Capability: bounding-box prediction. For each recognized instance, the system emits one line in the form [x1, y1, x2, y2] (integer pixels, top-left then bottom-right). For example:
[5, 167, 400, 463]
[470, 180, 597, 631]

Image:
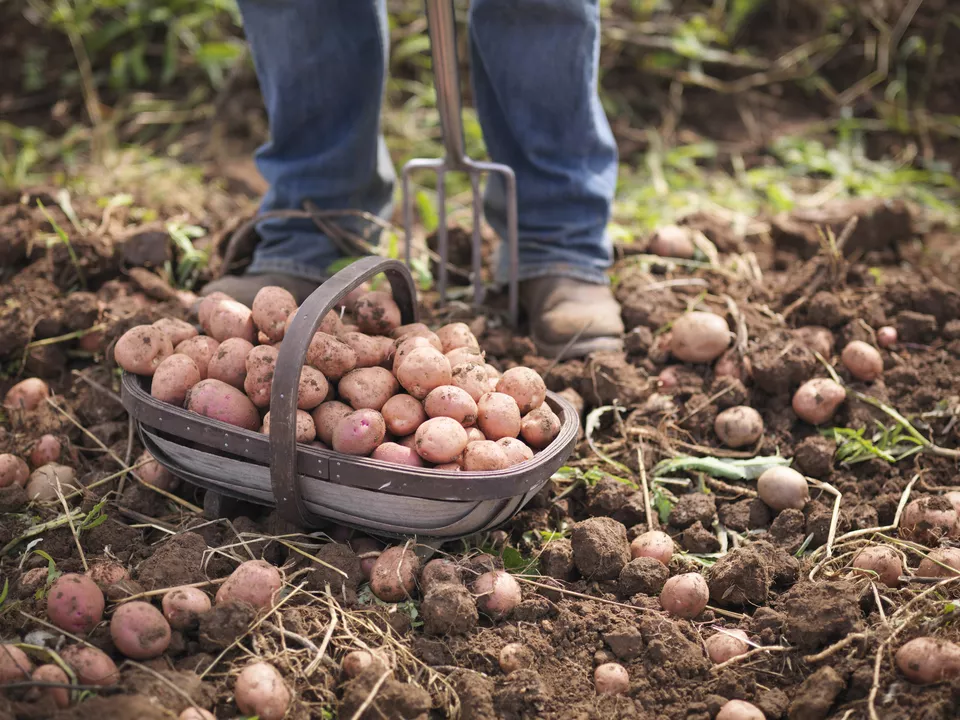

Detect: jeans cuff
[246, 258, 331, 284]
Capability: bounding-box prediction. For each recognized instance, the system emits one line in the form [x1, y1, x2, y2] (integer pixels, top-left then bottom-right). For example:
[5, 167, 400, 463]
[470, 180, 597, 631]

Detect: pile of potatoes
[113, 285, 560, 471]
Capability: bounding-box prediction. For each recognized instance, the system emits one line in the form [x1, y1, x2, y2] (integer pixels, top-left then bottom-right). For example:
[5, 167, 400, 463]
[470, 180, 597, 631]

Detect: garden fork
[401, 0, 520, 327]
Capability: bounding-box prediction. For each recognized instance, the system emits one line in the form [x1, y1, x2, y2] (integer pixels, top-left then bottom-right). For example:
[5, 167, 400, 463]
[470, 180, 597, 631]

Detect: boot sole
[531, 334, 624, 360]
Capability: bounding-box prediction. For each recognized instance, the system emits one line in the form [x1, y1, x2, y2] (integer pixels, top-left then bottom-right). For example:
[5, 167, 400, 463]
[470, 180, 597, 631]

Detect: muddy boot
[521, 277, 624, 359]
[199, 272, 323, 307]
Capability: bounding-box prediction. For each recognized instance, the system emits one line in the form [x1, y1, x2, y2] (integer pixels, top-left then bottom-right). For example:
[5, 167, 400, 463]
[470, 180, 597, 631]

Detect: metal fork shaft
[425, 0, 467, 170]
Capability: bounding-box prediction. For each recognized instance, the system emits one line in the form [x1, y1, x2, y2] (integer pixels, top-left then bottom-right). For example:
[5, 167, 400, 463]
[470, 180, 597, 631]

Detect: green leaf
[326, 256, 362, 275]
[415, 190, 439, 234]
[0, 578, 8, 607]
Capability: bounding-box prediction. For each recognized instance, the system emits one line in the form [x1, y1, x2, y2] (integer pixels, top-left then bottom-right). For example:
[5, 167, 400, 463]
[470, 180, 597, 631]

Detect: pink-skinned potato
[461, 440, 509, 471]
[0, 644, 33, 685]
[59, 645, 118, 686]
[46, 573, 105, 634]
[332, 409, 386, 456]
[174, 336, 220, 379]
[262, 409, 317, 443]
[298, 365, 329, 410]
[370, 546, 420, 602]
[473, 570, 521, 619]
[26, 463, 78, 501]
[396, 347, 452, 399]
[354, 291, 402, 336]
[899, 496, 959, 545]
[340, 331, 390, 368]
[381, 394, 427, 437]
[851, 545, 902, 587]
[338, 367, 399, 411]
[659, 573, 709, 619]
[452, 362, 491, 402]
[197, 292, 231, 327]
[393, 335, 440, 373]
[244, 345, 279, 408]
[372, 442, 424, 467]
[235, 661, 291, 720]
[415, 417, 469, 464]
[162, 587, 212, 630]
[110, 601, 170, 660]
[114, 326, 174, 376]
[466, 427, 486, 443]
[135, 450, 178, 491]
[392, 322, 431, 339]
[151, 353, 201, 406]
[31, 664, 70, 708]
[29, 434, 62, 467]
[436, 323, 479, 353]
[716, 700, 765, 720]
[311, 401, 354, 446]
[841, 340, 883, 382]
[446, 346, 484, 369]
[520, 405, 561, 449]
[895, 637, 960, 684]
[306, 331, 357, 381]
[216, 560, 283, 609]
[792, 378, 846, 425]
[185, 379, 260, 431]
[916, 547, 960, 578]
[86, 561, 129, 590]
[206, 299, 256, 343]
[594, 662, 630, 695]
[424, 385, 478, 426]
[4, 378, 51, 411]
[630, 530, 674, 566]
[180, 709, 217, 720]
[648, 225, 694, 259]
[252, 286, 298, 342]
[670, 312, 731, 363]
[477, 392, 522, 441]
[497, 437, 534, 466]
[207, 337, 254, 389]
[496, 367, 546, 415]
[0, 454, 29, 488]
[705, 629, 750, 664]
[152, 318, 198, 347]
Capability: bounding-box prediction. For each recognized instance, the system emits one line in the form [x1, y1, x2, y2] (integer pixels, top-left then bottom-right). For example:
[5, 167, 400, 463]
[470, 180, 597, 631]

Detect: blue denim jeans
[237, 0, 618, 286]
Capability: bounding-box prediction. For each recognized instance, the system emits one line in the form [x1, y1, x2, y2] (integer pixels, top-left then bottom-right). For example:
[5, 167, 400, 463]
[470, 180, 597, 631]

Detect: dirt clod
[669, 493, 717, 529]
[421, 583, 479, 636]
[780, 581, 864, 651]
[619, 556, 669, 596]
[570, 517, 631, 580]
[787, 666, 845, 720]
[135, 531, 209, 591]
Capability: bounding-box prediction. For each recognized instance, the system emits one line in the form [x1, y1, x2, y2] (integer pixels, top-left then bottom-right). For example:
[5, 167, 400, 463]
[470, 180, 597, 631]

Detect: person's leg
[207, 0, 393, 303]
[468, 0, 623, 356]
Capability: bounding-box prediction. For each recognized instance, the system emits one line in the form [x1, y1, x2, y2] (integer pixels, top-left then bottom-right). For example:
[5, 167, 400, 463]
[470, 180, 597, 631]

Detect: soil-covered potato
[297, 365, 329, 410]
[110, 601, 171, 659]
[235, 662, 291, 720]
[338, 367, 399, 411]
[851, 545, 902, 587]
[594, 662, 630, 695]
[174, 336, 220, 379]
[205, 299, 256, 343]
[252, 286, 298, 342]
[397, 347, 452, 400]
[757, 467, 809, 511]
[59, 645, 118, 686]
[306, 331, 357, 381]
[31, 664, 70, 708]
[916, 547, 960, 578]
[841, 340, 883, 382]
[716, 699, 765, 720]
[151, 353, 201, 405]
[0, 644, 32, 685]
[207, 337, 254, 389]
[477, 392, 522, 441]
[705, 629, 750, 664]
[0, 454, 30, 488]
[393, 336, 441, 373]
[243, 345, 279, 408]
[899, 496, 959, 545]
[670, 312, 731, 363]
[496, 437, 534, 466]
[26, 463, 79, 501]
[415, 417, 469, 464]
[381, 394, 427, 437]
[895, 637, 960, 684]
[424, 385, 478, 426]
[792, 378, 846, 425]
[354, 291, 402, 336]
[135, 450, 178, 490]
[519, 405, 561, 449]
[340, 331, 390, 368]
[630, 530, 675, 566]
[185, 379, 260, 430]
[472, 569, 521, 619]
[29, 434, 62, 467]
[370, 546, 420, 602]
[262, 409, 317, 443]
[659, 572, 709, 618]
[446, 346, 485, 369]
[332, 409, 386, 456]
[371, 442, 424, 467]
[648, 225, 694, 259]
[161, 586, 212, 630]
[3, 378, 51, 411]
[436, 322, 479, 354]
[215, 560, 282, 609]
[115, 325, 174, 376]
[461, 440, 509, 471]
[714, 406, 764, 448]
[451, 362, 491, 402]
[46, 573, 105, 633]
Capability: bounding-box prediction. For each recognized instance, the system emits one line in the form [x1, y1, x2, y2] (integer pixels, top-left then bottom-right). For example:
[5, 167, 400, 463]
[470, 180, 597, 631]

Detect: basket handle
[269, 257, 419, 526]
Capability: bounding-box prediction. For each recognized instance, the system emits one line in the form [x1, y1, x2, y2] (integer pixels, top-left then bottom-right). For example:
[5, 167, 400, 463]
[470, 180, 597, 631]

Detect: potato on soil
[757, 467, 809, 511]
[436, 322, 479, 353]
[497, 437, 534, 466]
[451, 362, 491, 402]
[3, 378, 51, 411]
[477, 392, 522, 441]
[114, 325, 174, 376]
[29, 434, 62, 467]
[0, 454, 29, 488]
[207, 337, 254, 389]
[415, 417, 469, 464]
[461, 440, 509, 471]
[473, 570, 521, 619]
[371, 442, 424, 467]
[496, 367, 546, 415]
[393, 335, 442, 373]
[381, 394, 427, 437]
[350, 537, 383, 581]
[174, 335, 219, 379]
[705, 629, 750, 664]
[340, 331, 391, 368]
[370, 546, 420, 602]
[262, 409, 317, 443]
[86, 561, 129, 590]
[899, 496, 960, 545]
[841, 340, 883, 382]
[312, 401, 355, 446]
[796, 326, 834, 358]
[648, 224, 694, 259]
[895, 637, 960, 684]
[26, 463, 78, 501]
[499, 643, 535, 674]
[110, 601, 171, 659]
[235, 661, 291, 720]
[180, 709, 216, 720]
[341, 650, 389, 679]
[716, 699, 765, 720]
[420, 558, 462, 592]
[162, 587, 212, 630]
[297, 365, 329, 410]
[396, 347, 452, 399]
[252, 286, 297, 342]
[185, 379, 260, 430]
[571, 517, 631, 580]
[630, 530, 675, 566]
[59, 645, 118, 686]
[152, 318, 198, 347]
[46, 573, 104, 633]
[354, 291, 402, 335]
[446, 346, 484, 369]
[916, 548, 960, 578]
[792, 378, 846, 425]
[947, 491, 960, 516]
[422, 582, 479, 635]
[520, 405, 561, 449]
[243, 344, 279, 408]
[851, 545, 902, 587]
[135, 450, 177, 490]
[206, 299, 256, 343]
[714, 406, 763, 448]
[877, 326, 898, 348]
[338, 367, 399, 411]
[31, 664, 70, 708]
[332, 409, 386, 456]
[215, 560, 283, 609]
[306, 331, 357, 381]
[670, 312, 731, 363]
[594, 662, 629, 695]
[0, 644, 33, 684]
[151, 353, 202, 406]
[424, 385, 478, 426]
[659, 572, 709, 618]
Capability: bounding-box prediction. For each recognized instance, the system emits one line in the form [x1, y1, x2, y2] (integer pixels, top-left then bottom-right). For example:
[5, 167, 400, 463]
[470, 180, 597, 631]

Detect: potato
[716, 699, 765, 720]
[395, 433, 418, 450]
[851, 545, 902, 587]
[895, 637, 960, 685]
[446, 346, 484, 369]
[714, 406, 763, 448]
[499, 643, 534, 674]
[110, 601, 170, 660]
[86, 561, 129, 590]
[332, 409, 386, 456]
[424, 385, 478, 426]
[340, 331, 390, 368]
[792, 378, 846, 425]
[262, 410, 317, 443]
[341, 649, 389, 679]
[396, 347, 452, 400]
[420, 558, 462, 592]
[757, 467, 809, 511]
[466, 427, 486, 442]
[151, 353, 202, 406]
[29, 434, 62, 467]
[370, 546, 420, 602]
[415, 417, 469, 463]
[648, 225, 694, 259]
[114, 326, 174, 376]
[477, 392, 522, 441]
[185, 379, 260, 431]
[392, 322, 431, 340]
[796, 326, 835, 358]
[244, 345, 279, 408]
[252, 286, 298, 342]
[436, 323, 479, 354]
[946, 491, 960, 516]
[496, 367, 547, 415]
[319, 309, 344, 336]
[520, 405, 561, 449]
[175, 336, 219, 379]
[497, 437, 534, 466]
[0, 644, 32, 684]
[371, 442, 424, 467]
[206, 299, 256, 343]
[179, 709, 216, 720]
[207, 338, 254, 389]
[0, 454, 29, 488]
[594, 662, 629, 695]
[484, 363, 501, 379]
[381, 394, 427, 437]
[353, 291, 401, 336]
[714, 349, 751, 383]
[59, 645, 118, 686]
[235, 661, 291, 720]
[152, 318, 198, 347]
[659, 572, 709, 619]
[216, 560, 283, 609]
[916, 548, 960, 578]
[670, 312, 731, 363]
[197, 291, 231, 327]
[900, 496, 960, 545]
[434, 462, 461, 471]
[162, 587, 212, 630]
[629, 530, 674, 566]
[46, 573, 104, 633]
[306, 331, 357, 381]
[451, 362, 490, 403]
[31, 664, 70, 708]
[135, 450, 177, 491]
[706, 629, 750, 664]
[841, 340, 883, 382]
[290, 365, 329, 411]
[877, 326, 897, 348]
[393, 335, 440, 373]
[26, 463, 78, 501]
[461, 441, 509, 471]
[473, 570, 521, 619]
[349, 537, 382, 581]
[311, 401, 354, 446]
[338, 367, 399, 411]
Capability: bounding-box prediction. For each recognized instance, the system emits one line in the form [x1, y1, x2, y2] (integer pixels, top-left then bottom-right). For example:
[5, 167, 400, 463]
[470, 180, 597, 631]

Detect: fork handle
[425, 0, 467, 170]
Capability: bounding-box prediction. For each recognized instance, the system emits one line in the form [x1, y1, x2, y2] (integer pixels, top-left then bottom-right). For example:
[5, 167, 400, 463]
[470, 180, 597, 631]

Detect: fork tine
[401, 162, 415, 267]
[469, 171, 483, 306]
[436, 167, 448, 308]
